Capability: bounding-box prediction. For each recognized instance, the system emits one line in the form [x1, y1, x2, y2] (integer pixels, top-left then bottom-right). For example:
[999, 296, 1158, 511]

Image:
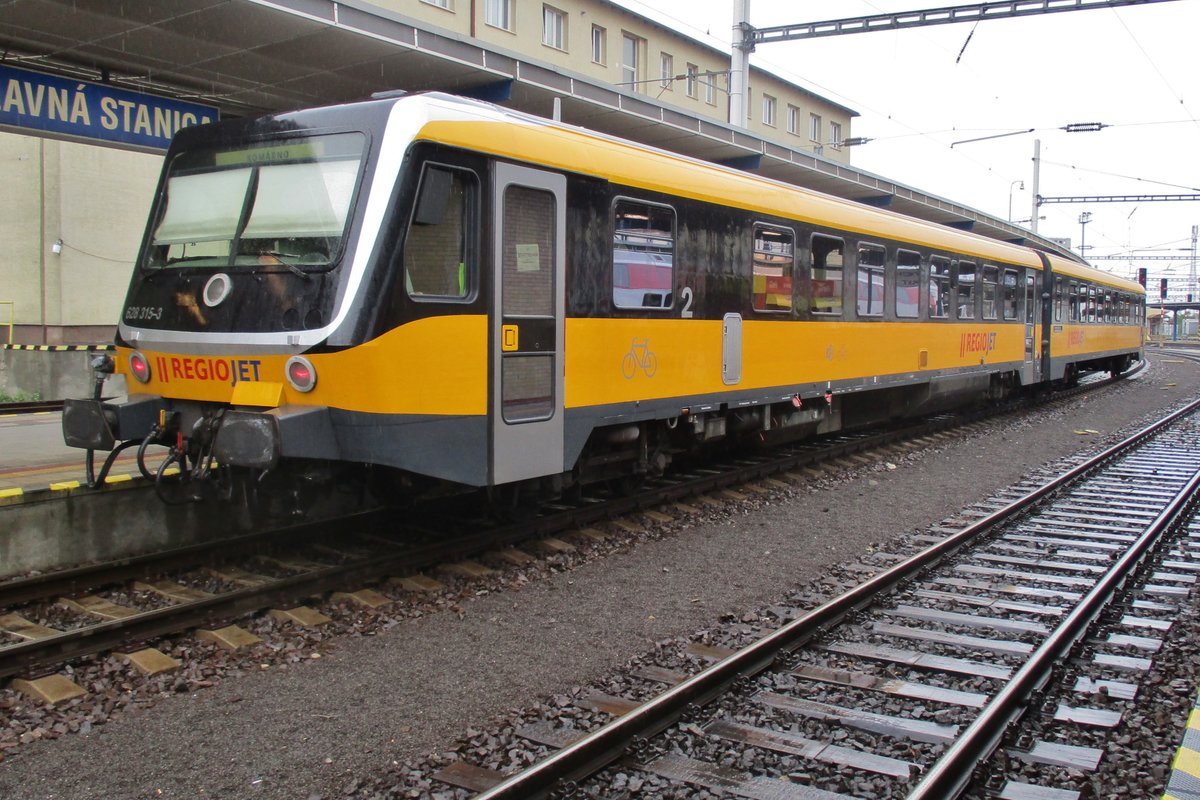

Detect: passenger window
[929, 256, 951, 319]
[1054, 277, 1064, 322]
[955, 261, 976, 320]
[752, 224, 795, 313]
[1087, 286, 1097, 323]
[1002, 269, 1020, 320]
[981, 265, 999, 320]
[856, 244, 885, 317]
[1069, 282, 1081, 322]
[810, 234, 844, 316]
[896, 249, 920, 318]
[404, 165, 477, 300]
[613, 200, 675, 310]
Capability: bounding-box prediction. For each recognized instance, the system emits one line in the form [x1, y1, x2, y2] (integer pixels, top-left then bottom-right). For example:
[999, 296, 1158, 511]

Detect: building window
[857, 244, 885, 317]
[421, 0, 451, 8]
[485, 0, 512, 31]
[762, 94, 776, 127]
[703, 70, 715, 104]
[591, 25, 606, 64]
[613, 198, 675, 310]
[810, 234, 844, 316]
[787, 105, 800, 135]
[622, 33, 642, 91]
[830, 121, 842, 149]
[542, 6, 565, 50]
[685, 64, 698, 98]
[808, 112, 822, 143]
[896, 250, 921, 318]
[752, 224, 794, 313]
[660, 53, 673, 90]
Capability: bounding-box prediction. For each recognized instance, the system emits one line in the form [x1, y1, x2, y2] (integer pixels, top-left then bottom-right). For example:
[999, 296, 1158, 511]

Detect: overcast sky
[614, 0, 1200, 291]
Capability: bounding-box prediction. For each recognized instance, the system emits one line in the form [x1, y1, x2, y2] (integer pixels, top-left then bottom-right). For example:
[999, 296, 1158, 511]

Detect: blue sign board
[0, 64, 218, 151]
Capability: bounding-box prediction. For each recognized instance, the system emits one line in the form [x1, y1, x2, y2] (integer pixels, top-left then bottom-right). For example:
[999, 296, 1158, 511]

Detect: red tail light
[129, 351, 151, 383]
[285, 356, 316, 393]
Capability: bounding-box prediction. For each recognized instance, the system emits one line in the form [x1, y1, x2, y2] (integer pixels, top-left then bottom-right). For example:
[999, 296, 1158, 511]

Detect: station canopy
[1, 0, 1076, 260]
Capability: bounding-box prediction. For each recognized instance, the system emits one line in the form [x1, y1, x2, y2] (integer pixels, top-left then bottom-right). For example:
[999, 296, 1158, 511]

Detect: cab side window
[404, 164, 477, 300]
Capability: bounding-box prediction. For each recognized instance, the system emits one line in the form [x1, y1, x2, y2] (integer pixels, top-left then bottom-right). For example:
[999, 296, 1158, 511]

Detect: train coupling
[63, 394, 164, 451]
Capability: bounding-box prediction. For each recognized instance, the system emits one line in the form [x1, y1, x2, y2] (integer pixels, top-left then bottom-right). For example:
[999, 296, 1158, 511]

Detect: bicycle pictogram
[622, 337, 658, 379]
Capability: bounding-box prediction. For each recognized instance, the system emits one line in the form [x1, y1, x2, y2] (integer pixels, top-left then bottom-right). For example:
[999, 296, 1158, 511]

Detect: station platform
[0, 407, 150, 498]
[1166, 695, 1200, 799]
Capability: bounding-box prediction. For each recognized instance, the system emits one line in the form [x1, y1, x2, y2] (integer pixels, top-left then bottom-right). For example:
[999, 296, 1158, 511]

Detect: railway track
[0, 368, 1136, 686]
[398, 396, 1200, 799]
[0, 399, 64, 415]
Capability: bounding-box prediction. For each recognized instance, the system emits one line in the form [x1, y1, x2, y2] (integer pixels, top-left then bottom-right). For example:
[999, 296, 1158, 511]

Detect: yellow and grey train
[63, 92, 1145, 505]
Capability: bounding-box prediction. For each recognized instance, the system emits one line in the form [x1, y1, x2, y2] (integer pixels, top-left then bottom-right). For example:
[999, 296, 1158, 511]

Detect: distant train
[63, 92, 1144, 507]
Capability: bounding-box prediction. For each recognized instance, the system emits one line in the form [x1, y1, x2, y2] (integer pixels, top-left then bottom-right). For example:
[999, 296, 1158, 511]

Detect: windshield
[145, 131, 365, 270]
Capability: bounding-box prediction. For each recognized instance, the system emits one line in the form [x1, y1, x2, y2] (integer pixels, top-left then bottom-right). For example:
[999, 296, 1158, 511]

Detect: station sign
[0, 64, 218, 151]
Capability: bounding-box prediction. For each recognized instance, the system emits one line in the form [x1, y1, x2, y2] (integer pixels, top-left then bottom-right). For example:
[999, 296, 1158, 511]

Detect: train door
[1023, 271, 1041, 384]
[490, 163, 566, 485]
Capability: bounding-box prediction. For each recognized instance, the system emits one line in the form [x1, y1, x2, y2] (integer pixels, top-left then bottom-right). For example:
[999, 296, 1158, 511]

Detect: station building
[2, 0, 1057, 348]
[0, 0, 857, 345]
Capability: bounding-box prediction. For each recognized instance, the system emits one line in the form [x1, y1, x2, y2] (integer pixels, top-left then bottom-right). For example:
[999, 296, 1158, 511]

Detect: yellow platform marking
[1170, 745, 1200, 777]
[48, 480, 80, 491]
[0, 487, 23, 498]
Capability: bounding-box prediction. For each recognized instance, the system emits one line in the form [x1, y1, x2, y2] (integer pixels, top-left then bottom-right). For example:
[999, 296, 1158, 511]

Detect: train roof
[397, 93, 1043, 264]
[1046, 254, 1145, 294]
[250, 92, 1145, 298]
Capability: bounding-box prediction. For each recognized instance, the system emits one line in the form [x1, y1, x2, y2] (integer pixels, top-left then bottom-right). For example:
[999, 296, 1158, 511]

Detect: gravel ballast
[1, 355, 1197, 799]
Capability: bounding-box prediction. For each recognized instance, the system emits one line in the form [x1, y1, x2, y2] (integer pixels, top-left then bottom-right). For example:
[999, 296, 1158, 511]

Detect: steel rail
[0, 399, 65, 415]
[472, 395, 1200, 800]
[0, 509, 386, 608]
[0, 366, 1147, 680]
[911, 435, 1200, 796]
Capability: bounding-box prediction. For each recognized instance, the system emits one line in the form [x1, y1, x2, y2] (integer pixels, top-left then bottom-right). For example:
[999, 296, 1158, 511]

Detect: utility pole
[729, 0, 751, 128]
[1191, 224, 1198, 302]
[1030, 139, 1041, 234]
